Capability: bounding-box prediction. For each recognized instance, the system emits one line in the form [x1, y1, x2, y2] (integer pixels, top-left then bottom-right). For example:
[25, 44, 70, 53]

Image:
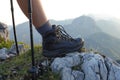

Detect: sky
[0, 0, 120, 25]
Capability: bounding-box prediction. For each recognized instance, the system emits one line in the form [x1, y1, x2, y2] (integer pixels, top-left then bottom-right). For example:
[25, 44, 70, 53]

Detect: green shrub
[0, 35, 13, 49]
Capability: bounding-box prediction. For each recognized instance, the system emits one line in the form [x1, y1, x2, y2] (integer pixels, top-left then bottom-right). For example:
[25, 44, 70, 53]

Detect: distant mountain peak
[72, 15, 96, 25]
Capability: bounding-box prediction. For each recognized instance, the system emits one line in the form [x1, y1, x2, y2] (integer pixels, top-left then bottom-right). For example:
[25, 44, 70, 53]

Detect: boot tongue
[52, 25, 74, 41]
[52, 25, 56, 29]
[52, 25, 58, 31]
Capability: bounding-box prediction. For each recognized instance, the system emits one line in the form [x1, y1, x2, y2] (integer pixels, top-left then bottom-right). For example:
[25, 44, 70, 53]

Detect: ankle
[36, 21, 52, 36]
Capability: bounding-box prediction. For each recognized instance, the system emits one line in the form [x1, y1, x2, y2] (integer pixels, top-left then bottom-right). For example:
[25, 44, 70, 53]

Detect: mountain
[50, 19, 73, 25]
[85, 32, 120, 60]
[9, 22, 42, 44]
[63, 16, 120, 60]
[96, 19, 120, 39]
[9, 15, 120, 60]
[64, 16, 102, 38]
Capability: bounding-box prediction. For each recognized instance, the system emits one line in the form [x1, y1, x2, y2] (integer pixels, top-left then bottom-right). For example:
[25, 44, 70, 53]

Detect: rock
[0, 75, 3, 80]
[0, 22, 9, 42]
[0, 48, 9, 60]
[0, 48, 8, 54]
[51, 52, 120, 80]
[8, 53, 16, 57]
[8, 44, 25, 55]
[61, 67, 84, 80]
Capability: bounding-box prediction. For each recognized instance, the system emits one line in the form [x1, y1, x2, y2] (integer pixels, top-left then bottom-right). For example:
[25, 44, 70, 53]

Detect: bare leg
[17, 0, 47, 28]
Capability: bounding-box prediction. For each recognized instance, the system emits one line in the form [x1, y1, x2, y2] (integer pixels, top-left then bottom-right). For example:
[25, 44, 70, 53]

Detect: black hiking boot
[42, 25, 84, 58]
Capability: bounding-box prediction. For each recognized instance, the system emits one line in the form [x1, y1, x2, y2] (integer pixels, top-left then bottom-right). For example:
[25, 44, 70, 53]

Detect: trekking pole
[28, 0, 38, 80]
[10, 0, 19, 55]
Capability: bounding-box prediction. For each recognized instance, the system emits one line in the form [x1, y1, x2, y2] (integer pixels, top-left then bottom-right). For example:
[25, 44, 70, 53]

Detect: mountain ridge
[9, 15, 120, 60]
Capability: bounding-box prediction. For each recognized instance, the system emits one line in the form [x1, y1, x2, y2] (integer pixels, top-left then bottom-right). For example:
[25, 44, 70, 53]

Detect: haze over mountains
[96, 20, 120, 39]
[9, 15, 120, 60]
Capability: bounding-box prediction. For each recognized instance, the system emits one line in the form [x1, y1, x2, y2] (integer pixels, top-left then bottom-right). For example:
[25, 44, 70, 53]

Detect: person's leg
[17, 0, 84, 57]
[17, 0, 47, 27]
[17, 0, 52, 36]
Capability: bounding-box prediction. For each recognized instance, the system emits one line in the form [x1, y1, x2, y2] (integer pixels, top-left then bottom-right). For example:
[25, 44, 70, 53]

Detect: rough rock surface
[0, 44, 25, 60]
[51, 52, 120, 80]
[8, 44, 25, 55]
[0, 48, 9, 60]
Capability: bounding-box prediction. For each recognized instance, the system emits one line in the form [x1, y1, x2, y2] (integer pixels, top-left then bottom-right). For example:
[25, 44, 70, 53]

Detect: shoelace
[54, 25, 74, 41]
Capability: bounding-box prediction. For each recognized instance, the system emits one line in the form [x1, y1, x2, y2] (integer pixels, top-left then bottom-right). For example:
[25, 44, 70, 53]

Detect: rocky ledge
[51, 52, 120, 80]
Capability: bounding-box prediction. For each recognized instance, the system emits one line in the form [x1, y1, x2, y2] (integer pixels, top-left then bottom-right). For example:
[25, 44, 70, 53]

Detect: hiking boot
[42, 25, 84, 58]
